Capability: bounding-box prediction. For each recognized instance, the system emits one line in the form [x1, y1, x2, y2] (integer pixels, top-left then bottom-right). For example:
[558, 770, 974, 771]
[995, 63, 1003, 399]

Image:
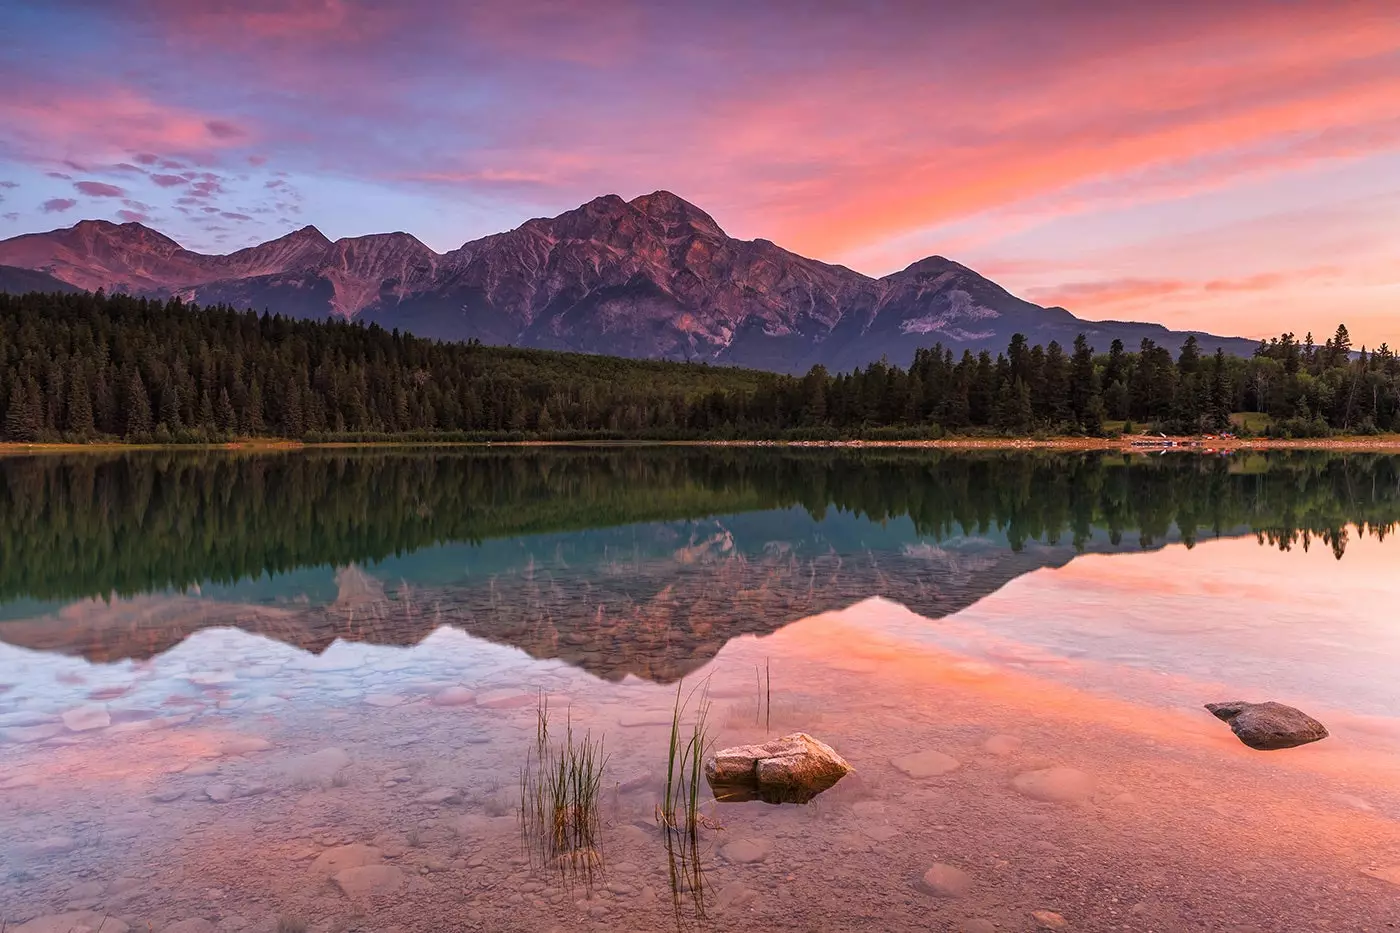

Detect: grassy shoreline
[4, 434, 1400, 456]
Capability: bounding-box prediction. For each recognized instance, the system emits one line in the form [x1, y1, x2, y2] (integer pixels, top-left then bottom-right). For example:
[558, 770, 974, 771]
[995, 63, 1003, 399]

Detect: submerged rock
[705, 732, 852, 804]
[1205, 701, 1329, 750]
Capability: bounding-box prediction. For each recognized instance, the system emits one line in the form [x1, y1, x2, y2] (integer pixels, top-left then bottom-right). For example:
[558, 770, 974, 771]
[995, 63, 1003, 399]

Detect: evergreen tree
[124, 370, 153, 440]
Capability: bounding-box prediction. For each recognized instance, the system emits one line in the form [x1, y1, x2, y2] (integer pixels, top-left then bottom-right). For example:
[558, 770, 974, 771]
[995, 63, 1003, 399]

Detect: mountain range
[0, 191, 1259, 372]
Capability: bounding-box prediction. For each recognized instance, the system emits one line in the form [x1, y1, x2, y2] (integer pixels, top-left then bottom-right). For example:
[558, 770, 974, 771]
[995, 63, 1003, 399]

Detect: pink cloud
[150, 173, 187, 188]
[74, 180, 126, 197]
[220, 211, 252, 221]
[0, 85, 256, 165]
[2, 212, 18, 221]
[42, 197, 78, 213]
[247, 154, 268, 166]
[46, 171, 72, 180]
[0, 181, 17, 188]
[116, 209, 149, 223]
[112, 162, 147, 173]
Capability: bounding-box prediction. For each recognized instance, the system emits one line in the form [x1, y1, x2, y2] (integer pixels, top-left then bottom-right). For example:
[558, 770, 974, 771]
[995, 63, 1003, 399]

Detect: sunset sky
[1, 0, 1397, 345]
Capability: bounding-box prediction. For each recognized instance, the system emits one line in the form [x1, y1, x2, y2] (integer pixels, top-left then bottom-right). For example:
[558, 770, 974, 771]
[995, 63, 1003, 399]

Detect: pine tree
[66, 363, 95, 438]
[124, 371, 153, 440]
[4, 377, 41, 442]
[216, 388, 237, 435]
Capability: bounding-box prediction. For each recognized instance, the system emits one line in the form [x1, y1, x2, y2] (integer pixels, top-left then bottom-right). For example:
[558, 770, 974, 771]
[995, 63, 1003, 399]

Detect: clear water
[2, 448, 1399, 933]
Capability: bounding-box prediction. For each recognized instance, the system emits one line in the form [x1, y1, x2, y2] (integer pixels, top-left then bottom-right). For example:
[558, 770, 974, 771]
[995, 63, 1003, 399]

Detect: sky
[0, 0, 1397, 346]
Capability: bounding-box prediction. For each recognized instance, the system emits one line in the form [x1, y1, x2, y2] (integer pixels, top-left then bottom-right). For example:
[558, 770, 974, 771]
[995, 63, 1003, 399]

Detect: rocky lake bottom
[3, 449, 1400, 932]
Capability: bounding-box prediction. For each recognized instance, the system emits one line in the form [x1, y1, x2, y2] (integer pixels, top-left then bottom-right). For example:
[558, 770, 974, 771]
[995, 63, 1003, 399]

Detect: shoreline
[3, 435, 1400, 456]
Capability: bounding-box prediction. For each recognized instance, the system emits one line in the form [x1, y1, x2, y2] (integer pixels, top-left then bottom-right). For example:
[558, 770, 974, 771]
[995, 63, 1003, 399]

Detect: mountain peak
[628, 190, 724, 237]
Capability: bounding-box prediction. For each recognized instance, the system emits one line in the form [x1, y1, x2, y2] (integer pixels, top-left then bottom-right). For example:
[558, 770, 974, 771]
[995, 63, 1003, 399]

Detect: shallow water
[2, 448, 1399, 933]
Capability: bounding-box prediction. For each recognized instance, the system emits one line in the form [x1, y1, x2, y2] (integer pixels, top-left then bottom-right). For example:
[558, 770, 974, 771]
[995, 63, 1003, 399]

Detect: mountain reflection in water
[2, 448, 1398, 681]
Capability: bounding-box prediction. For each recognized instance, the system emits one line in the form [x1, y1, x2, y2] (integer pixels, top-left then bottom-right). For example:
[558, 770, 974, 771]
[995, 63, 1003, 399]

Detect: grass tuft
[657, 677, 719, 926]
[518, 692, 608, 891]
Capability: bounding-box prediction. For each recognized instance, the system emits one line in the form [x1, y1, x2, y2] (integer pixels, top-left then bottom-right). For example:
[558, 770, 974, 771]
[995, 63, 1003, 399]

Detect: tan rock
[1033, 910, 1069, 929]
[705, 732, 851, 803]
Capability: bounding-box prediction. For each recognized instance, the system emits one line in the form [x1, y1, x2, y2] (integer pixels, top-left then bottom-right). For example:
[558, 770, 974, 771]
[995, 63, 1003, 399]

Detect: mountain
[0, 192, 1259, 372]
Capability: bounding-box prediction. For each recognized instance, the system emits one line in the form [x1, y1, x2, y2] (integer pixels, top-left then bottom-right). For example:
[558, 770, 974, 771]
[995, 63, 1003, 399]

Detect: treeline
[1, 447, 1396, 602]
[1, 290, 1398, 442]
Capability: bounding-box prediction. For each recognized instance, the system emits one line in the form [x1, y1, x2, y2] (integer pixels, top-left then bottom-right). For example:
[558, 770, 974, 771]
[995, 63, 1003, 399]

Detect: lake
[1, 447, 1399, 933]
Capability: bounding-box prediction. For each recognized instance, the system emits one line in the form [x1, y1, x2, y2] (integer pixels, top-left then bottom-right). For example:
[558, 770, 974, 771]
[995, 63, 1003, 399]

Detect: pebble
[476, 690, 537, 709]
[891, 750, 962, 778]
[151, 788, 186, 803]
[216, 735, 272, 756]
[983, 734, 1023, 756]
[334, 864, 405, 899]
[432, 686, 477, 706]
[162, 920, 217, 933]
[363, 693, 405, 708]
[311, 844, 383, 876]
[417, 787, 461, 804]
[13, 912, 131, 933]
[21, 835, 77, 856]
[920, 863, 973, 897]
[61, 705, 111, 732]
[1033, 910, 1069, 930]
[1362, 865, 1400, 885]
[1012, 768, 1096, 803]
[2, 723, 64, 744]
[205, 783, 235, 803]
[721, 837, 772, 864]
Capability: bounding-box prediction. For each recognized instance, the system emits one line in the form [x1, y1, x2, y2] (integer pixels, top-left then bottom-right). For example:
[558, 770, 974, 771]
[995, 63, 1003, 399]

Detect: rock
[1033, 910, 1069, 929]
[891, 750, 961, 778]
[62, 705, 111, 732]
[431, 686, 476, 706]
[1012, 768, 1095, 803]
[476, 690, 537, 709]
[983, 734, 1022, 756]
[363, 693, 404, 708]
[417, 787, 460, 804]
[311, 844, 383, 876]
[1205, 701, 1329, 750]
[205, 783, 235, 803]
[14, 913, 131, 933]
[216, 735, 272, 756]
[706, 732, 852, 804]
[284, 746, 351, 784]
[2, 723, 64, 744]
[617, 711, 675, 727]
[334, 864, 405, 899]
[920, 864, 973, 897]
[183, 762, 219, 777]
[721, 837, 772, 864]
[162, 920, 217, 933]
[151, 788, 186, 803]
[21, 835, 77, 856]
[1362, 865, 1400, 885]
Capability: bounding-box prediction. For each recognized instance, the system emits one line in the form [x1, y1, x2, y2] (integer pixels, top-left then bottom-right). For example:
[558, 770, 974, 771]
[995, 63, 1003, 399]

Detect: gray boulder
[705, 732, 852, 803]
[1206, 701, 1329, 750]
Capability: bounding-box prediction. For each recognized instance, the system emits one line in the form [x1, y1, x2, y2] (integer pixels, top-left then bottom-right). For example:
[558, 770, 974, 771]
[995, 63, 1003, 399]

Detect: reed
[518, 692, 608, 889]
[658, 677, 717, 926]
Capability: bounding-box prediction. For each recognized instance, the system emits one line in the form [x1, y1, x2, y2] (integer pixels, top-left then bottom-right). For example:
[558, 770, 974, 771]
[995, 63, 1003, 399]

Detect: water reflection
[4, 449, 1400, 682]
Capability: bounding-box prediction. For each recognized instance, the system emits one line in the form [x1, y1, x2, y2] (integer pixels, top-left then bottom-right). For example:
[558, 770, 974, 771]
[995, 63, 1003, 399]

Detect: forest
[1, 289, 1397, 442]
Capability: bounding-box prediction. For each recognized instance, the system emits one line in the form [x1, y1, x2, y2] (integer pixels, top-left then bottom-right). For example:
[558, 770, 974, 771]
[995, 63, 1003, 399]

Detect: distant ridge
[0, 193, 1260, 373]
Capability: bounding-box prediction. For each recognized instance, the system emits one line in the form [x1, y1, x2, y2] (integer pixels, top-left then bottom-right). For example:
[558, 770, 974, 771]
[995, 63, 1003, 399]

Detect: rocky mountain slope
[0, 191, 1258, 371]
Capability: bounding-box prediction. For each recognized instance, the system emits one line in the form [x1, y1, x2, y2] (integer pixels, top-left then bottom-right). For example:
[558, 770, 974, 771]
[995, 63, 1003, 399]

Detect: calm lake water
[2, 448, 1399, 933]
